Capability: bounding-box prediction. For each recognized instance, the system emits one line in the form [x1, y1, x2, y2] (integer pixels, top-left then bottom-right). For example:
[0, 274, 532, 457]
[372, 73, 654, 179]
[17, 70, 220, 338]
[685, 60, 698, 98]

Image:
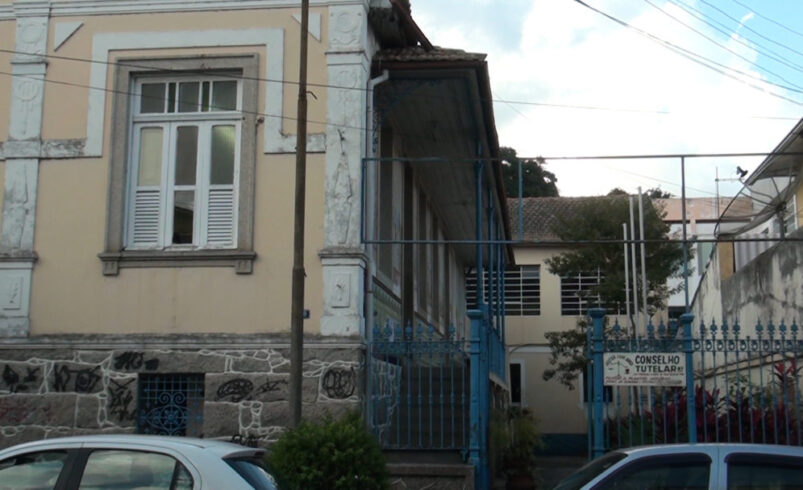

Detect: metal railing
[588, 310, 803, 457]
[367, 321, 470, 450]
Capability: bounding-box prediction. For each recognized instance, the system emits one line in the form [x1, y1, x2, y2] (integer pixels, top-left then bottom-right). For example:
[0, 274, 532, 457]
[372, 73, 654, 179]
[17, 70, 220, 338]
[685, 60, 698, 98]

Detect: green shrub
[266, 411, 389, 490]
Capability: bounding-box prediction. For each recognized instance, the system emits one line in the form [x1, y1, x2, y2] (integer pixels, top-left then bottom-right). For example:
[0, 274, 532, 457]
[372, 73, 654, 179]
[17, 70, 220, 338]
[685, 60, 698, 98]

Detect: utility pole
[290, 0, 310, 427]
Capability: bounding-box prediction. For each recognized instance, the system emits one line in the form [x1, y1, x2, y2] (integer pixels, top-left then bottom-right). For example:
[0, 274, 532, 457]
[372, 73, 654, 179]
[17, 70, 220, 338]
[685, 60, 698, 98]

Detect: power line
[573, 0, 803, 106]
[728, 0, 803, 40]
[0, 69, 371, 134]
[665, 0, 803, 74]
[0, 47, 799, 121]
[642, 0, 803, 91]
[697, 0, 803, 59]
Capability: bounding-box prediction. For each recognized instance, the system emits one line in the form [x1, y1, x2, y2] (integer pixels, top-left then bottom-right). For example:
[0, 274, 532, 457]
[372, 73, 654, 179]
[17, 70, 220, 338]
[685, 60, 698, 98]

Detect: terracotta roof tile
[507, 196, 616, 242]
[374, 46, 487, 63]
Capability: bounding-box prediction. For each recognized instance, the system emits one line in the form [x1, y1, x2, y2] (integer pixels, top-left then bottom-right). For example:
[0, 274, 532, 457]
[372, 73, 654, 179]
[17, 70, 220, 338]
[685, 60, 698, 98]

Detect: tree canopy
[542, 195, 688, 389]
[500, 147, 559, 198]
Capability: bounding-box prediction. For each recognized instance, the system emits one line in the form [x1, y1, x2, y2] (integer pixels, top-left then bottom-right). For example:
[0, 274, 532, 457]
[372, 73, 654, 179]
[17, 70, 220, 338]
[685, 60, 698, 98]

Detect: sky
[410, 0, 803, 199]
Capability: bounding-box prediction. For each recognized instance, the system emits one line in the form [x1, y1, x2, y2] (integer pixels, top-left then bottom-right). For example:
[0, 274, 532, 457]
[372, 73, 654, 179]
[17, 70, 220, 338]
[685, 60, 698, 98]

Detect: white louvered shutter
[206, 187, 235, 246]
[132, 189, 161, 246]
[129, 125, 166, 248]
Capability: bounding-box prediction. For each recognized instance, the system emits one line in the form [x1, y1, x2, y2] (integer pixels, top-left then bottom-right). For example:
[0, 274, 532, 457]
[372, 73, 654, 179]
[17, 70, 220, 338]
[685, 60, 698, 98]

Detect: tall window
[465, 265, 540, 316]
[126, 77, 241, 249]
[560, 271, 604, 316]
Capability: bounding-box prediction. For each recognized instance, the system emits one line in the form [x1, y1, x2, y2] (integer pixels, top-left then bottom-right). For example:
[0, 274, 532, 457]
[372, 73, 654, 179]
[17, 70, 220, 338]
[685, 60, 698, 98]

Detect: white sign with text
[603, 353, 686, 387]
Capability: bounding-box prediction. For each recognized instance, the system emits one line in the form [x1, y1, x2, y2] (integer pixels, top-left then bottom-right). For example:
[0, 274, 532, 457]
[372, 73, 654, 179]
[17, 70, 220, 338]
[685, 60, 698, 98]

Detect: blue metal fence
[367, 321, 470, 450]
[588, 309, 803, 457]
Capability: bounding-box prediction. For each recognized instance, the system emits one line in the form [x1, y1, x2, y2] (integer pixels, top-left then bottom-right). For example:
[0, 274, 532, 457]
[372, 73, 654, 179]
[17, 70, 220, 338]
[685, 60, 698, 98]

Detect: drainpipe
[364, 70, 390, 340]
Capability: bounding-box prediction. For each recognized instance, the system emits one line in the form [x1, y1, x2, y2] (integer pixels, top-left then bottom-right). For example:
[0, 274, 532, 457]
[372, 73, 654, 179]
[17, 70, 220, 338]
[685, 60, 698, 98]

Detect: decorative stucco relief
[9, 72, 44, 141]
[14, 17, 47, 60]
[0, 159, 38, 251]
[329, 6, 364, 50]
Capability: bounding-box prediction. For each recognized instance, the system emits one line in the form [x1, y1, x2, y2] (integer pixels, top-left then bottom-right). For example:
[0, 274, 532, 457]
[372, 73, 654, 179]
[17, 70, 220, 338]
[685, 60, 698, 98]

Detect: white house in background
[693, 119, 803, 326]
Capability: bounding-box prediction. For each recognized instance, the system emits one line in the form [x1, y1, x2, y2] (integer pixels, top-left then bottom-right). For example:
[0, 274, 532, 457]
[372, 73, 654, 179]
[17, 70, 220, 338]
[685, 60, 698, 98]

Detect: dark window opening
[137, 373, 205, 436]
[510, 363, 522, 405]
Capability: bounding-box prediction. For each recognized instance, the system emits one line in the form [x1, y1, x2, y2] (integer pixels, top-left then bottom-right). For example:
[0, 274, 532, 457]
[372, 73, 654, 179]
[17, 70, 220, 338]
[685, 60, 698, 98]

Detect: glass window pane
[174, 126, 198, 186]
[140, 83, 165, 113]
[729, 461, 803, 489]
[167, 82, 176, 113]
[173, 190, 194, 244]
[201, 81, 211, 112]
[596, 461, 709, 490]
[210, 125, 235, 185]
[211, 81, 237, 111]
[0, 451, 68, 490]
[178, 82, 200, 112]
[78, 450, 180, 490]
[137, 127, 163, 186]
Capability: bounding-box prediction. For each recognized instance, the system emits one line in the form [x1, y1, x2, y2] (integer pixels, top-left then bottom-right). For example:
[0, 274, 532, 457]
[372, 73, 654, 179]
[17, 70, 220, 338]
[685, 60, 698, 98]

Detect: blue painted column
[681, 312, 697, 443]
[468, 308, 488, 489]
[590, 308, 606, 459]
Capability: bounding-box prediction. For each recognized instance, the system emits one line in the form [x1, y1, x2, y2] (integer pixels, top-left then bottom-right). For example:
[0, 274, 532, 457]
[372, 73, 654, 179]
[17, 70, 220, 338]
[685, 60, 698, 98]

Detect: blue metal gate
[588, 308, 803, 458]
[367, 321, 470, 450]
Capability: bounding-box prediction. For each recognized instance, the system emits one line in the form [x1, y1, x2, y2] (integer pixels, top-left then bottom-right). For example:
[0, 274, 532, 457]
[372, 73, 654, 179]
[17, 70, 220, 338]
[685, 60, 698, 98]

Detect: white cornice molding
[12, 1, 51, 18]
[86, 28, 324, 157]
[0, 0, 368, 20]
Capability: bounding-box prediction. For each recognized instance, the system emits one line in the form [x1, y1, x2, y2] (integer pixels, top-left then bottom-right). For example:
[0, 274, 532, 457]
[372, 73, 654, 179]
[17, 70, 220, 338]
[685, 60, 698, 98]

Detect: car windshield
[225, 457, 278, 490]
[553, 451, 628, 490]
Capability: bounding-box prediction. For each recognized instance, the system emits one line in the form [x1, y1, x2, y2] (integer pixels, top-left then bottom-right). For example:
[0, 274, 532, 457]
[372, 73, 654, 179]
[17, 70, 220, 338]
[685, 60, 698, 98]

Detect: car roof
[617, 443, 803, 457]
[1, 434, 263, 458]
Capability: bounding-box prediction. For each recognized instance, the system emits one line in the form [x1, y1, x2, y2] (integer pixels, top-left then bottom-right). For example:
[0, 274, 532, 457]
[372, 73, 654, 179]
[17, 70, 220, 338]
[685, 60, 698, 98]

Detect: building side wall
[9, 8, 331, 335]
[510, 349, 587, 438]
[691, 243, 724, 325]
[720, 227, 803, 326]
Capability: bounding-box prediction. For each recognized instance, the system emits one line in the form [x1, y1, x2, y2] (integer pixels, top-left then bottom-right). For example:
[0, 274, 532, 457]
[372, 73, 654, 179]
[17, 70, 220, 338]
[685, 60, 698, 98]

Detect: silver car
[554, 443, 803, 489]
[0, 434, 278, 490]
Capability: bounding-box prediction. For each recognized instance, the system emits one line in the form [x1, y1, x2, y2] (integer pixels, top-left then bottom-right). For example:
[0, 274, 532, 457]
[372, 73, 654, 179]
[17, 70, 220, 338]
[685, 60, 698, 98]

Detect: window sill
[98, 250, 256, 276]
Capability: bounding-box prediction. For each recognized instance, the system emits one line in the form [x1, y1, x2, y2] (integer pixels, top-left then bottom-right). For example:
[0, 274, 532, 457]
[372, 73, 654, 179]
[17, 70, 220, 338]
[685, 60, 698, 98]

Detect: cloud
[411, 0, 801, 197]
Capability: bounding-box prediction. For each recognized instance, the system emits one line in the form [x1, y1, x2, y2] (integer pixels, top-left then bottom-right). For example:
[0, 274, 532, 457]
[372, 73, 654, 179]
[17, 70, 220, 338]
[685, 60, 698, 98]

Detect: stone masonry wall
[0, 339, 362, 449]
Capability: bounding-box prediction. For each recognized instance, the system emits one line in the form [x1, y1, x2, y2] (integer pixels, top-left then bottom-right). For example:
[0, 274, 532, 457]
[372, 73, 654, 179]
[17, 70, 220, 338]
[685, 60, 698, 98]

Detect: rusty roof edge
[390, 0, 433, 49]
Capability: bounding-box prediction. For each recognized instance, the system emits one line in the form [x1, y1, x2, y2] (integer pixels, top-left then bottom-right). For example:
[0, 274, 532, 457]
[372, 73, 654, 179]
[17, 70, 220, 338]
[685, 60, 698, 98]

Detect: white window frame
[125, 76, 242, 250]
[100, 54, 258, 276]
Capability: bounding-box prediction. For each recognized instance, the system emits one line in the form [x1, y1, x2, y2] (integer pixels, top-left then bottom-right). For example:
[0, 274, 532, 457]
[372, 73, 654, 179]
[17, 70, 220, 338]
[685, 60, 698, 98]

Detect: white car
[0, 434, 278, 490]
[553, 443, 803, 490]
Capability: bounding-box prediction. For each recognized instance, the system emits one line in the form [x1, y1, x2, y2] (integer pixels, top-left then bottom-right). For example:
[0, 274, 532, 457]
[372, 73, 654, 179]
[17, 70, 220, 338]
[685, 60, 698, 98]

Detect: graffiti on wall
[53, 365, 101, 393]
[216, 378, 287, 402]
[2, 365, 40, 393]
[108, 378, 136, 422]
[322, 367, 356, 399]
[113, 352, 159, 371]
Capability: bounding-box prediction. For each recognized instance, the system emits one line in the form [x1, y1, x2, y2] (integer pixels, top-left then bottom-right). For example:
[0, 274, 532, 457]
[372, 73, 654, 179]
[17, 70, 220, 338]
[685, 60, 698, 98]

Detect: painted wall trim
[508, 345, 551, 354]
[86, 28, 324, 158]
[0, 336, 368, 350]
[0, 0, 369, 20]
